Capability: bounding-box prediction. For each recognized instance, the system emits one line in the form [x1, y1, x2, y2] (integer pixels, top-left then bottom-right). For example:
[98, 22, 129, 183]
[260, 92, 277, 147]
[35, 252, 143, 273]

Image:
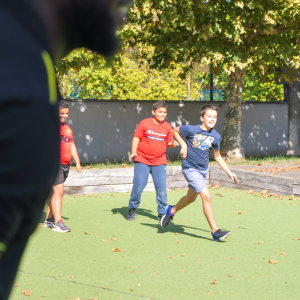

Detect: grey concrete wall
[66, 100, 289, 163]
[288, 80, 300, 155]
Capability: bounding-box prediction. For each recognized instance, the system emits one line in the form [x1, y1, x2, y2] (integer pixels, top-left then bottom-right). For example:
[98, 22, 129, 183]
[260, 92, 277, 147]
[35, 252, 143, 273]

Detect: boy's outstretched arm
[213, 150, 239, 184]
[71, 143, 82, 173]
[173, 127, 187, 159]
[129, 137, 140, 161]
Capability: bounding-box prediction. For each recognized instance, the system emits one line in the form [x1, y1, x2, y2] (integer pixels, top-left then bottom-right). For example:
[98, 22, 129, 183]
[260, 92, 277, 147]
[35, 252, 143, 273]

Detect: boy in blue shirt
[161, 105, 239, 241]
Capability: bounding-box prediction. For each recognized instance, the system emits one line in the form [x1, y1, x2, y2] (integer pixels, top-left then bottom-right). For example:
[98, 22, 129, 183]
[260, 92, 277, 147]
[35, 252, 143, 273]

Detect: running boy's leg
[128, 162, 150, 220]
[198, 188, 218, 233]
[51, 183, 64, 224]
[150, 164, 168, 216]
[171, 187, 218, 232]
[171, 187, 198, 214]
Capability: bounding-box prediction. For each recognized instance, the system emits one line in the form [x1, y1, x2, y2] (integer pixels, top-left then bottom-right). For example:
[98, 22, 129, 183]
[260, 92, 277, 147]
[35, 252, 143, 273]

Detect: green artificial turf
[9, 188, 300, 300]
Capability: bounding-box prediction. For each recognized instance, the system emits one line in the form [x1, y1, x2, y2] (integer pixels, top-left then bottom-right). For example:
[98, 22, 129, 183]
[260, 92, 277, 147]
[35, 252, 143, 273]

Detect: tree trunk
[220, 67, 246, 161]
[187, 73, 190, 101]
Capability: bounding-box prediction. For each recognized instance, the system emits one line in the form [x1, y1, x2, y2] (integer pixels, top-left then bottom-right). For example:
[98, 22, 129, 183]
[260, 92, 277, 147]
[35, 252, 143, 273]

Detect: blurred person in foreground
[0, 0, 132, 298]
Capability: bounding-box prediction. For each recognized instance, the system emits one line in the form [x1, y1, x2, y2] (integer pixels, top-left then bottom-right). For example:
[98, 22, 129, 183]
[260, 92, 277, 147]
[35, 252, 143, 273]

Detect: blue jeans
[129, 162, 168, 214]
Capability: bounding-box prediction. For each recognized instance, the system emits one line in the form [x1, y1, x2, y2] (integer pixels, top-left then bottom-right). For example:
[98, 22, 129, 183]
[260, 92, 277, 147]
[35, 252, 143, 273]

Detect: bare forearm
[214, 155, 231, 175]
[71, 144, 80, 165]
[131, 137, 140, 154]
[173, 130, 186, 147]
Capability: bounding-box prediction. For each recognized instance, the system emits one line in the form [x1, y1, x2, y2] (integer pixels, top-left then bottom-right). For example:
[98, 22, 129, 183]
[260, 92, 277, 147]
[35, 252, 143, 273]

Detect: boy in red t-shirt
[43, 100, 81, 232]
[127, 101, 178, 221]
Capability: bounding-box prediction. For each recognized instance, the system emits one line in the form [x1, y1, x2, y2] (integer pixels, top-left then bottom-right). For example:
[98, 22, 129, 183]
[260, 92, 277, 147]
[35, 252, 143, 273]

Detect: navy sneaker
[211, 229, 231, 241]
[161, 205, 174, 228]
[157, 214, 164, 221]
[127, 208, 136, 221]
[52, 220, 71, 233]
[43, 217, 54, 228]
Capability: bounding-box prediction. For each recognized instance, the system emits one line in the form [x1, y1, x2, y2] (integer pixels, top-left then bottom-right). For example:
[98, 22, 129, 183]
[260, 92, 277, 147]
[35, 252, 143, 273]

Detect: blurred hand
[167, 140, 179, 148]
[76, 164, 82, 173]
[180, 145, 187, 159]
[129, 152, 137, 161]
[229, 172, 239, 184]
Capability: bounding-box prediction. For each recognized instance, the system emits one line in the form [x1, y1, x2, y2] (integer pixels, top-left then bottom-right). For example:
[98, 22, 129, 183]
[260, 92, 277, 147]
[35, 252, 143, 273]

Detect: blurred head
[200, 105, 218, 130]
[67, 0, 132, 57]
[152, 101, 167, 124]
[58, 100, 69, 123]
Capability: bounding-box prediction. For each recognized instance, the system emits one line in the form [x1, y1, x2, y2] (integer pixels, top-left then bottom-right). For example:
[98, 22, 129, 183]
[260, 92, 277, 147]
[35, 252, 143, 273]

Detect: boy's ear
[151, 109, 155, 116]
[200, 115, 203, 122]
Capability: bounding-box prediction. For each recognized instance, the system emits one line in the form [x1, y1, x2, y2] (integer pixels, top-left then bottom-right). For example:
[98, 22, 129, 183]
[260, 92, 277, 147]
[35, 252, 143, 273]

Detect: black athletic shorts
[53, 164, 70, 186]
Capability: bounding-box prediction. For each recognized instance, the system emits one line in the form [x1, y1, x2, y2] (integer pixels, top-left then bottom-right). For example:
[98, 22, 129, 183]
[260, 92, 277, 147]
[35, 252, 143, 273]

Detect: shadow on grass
[111, 207, 159, 221]
[140, 223, 225, 243]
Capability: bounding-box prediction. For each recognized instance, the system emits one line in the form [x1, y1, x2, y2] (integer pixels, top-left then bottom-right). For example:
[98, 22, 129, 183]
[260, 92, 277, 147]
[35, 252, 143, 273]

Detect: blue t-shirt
[179, 125, 220, 171]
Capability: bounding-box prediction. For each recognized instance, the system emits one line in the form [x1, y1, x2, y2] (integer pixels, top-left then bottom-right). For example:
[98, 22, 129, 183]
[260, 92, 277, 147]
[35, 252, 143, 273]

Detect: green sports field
[10, 188, 300, 300]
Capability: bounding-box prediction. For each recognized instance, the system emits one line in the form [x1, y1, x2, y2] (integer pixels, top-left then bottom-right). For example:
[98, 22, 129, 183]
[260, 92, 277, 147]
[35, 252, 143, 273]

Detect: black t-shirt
[0, 0, 60, 202]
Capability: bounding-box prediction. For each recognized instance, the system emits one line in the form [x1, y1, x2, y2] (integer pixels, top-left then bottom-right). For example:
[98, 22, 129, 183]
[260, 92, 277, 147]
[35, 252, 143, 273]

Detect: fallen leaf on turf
[270, 194, 277, 197]
[67, 276, 74, 278]
[212, 183, 220, 189]
[280, 253, 287, 256]
[230, 197, 236, 199]
[170, 256, 176, 259]
[174, 188, 181, 191]
[72, 298, 80, 300]
[111, 238, 117, 241]
[89, 298, 99, 300]
[235, 211, 242, 215]
[112, 248, 122, 252]
[261, 195, 269, 198]
[21, 290, 30, 296]
[227, 257, 234, 259]
[84, 231, 89, 234]
[12, 284, 18, 287]
[130, 271, 135, 273]
[166, 188, 171, 191]
[101, 239, 108, 242]
[64, 239, 69, 241]
[215, 193, 223, 197]
[292, 238, 300, 240]
[179, 270, 184, 273]
[127, 190, 131, 193]
[38, 225, 44, 228]
[261, 189, 268, 195]
[254, 241, 264, 244]
[207, 184, 212, 188]
[175, 232, 181, 235]
[252, 277, 255, 279]
[122, 164, 128, 168]
[181, 254, 185, 257]
[267, 260, 278, 264]
[111, 195, 117, 197]
[88, 194, 91, 197]
[227, 275, 233, 277]
[247, 189, 255, 194]
[210, 279, 218, 284]
[42, 295, 47, 297]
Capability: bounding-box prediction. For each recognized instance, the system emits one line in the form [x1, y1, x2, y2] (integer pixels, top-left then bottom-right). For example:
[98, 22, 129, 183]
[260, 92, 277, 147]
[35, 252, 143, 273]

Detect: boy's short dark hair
[153, 100, 167, 111]
[200, 105, 218, 117]
[59, 100, 69, 109]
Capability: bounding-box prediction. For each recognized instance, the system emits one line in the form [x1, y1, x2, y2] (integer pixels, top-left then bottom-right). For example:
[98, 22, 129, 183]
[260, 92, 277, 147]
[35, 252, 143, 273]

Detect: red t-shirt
[60, 123, 74, 165]
[134, 118, 173, 166]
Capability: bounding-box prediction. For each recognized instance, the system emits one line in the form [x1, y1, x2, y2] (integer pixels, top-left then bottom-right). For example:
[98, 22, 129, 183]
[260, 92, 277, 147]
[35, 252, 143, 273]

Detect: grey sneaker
[52, 220, 71, 232]
[161, 205, 174, 228]
[43, 217, 54, 228]
[211, 229, 231, 242]
[127, 208, 136, 221]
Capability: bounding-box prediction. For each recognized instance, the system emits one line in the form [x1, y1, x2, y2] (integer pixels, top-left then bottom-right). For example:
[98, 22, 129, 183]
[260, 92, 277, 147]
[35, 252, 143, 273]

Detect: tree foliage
[56, 47, 203, 100]
[121, 0, 300, 76]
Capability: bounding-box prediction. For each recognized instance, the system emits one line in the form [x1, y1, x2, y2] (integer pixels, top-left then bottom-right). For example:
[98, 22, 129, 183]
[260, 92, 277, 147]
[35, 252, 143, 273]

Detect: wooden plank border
[64, 165, 298, 196]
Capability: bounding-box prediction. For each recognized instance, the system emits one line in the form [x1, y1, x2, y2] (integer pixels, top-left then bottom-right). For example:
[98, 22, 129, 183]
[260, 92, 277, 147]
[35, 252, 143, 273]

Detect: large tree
[120, 0, 300, 159]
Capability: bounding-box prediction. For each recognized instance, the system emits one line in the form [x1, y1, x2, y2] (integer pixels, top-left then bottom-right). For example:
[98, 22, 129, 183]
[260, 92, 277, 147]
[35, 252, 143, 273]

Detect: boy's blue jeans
[129, 162, 168, 214]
